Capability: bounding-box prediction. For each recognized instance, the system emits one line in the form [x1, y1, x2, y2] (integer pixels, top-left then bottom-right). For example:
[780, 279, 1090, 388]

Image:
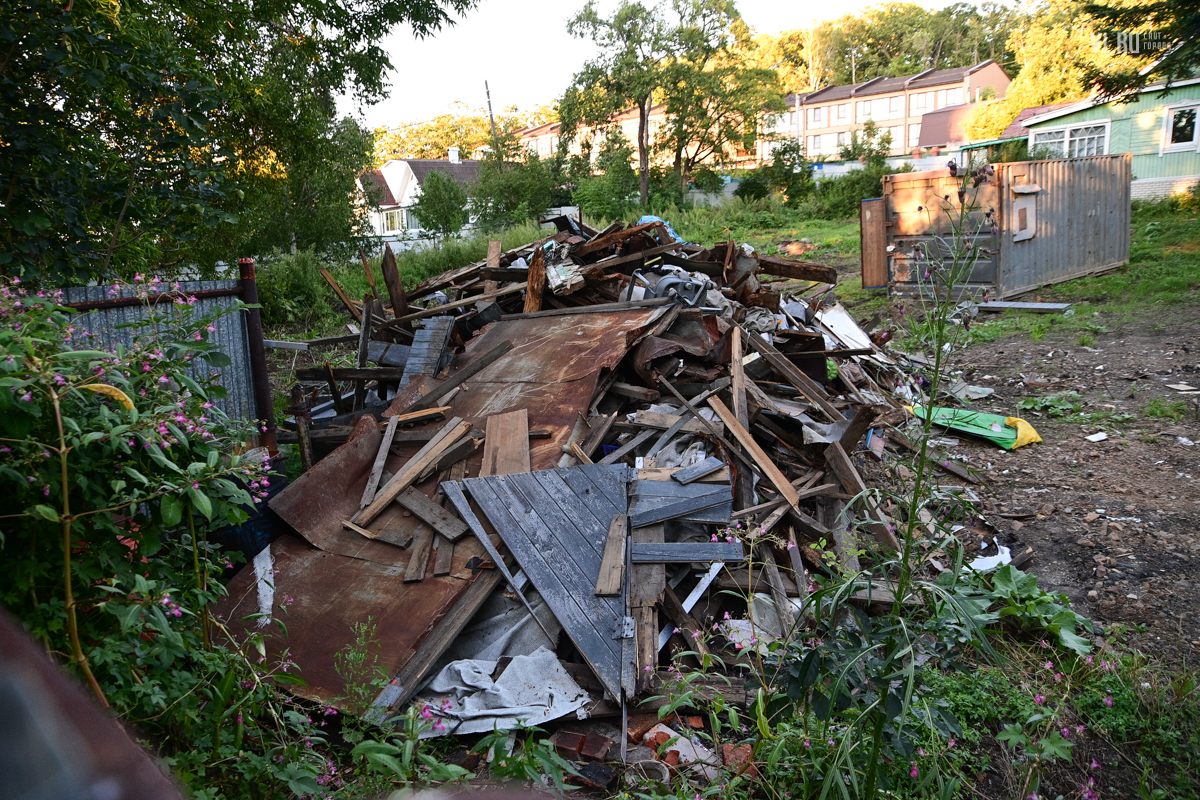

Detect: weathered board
[403, 316, 455, 378]
[630, 542, 746, 563]
[462, 464, 631, 700]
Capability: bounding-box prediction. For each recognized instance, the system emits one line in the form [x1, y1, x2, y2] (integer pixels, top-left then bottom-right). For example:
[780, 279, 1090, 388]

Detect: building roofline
[1022, 75, 1200, 127]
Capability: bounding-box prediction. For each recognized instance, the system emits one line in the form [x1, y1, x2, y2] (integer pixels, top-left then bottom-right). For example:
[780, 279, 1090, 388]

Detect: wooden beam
[396, 487, 470, 542]
[359, 414, 400, 509]
[740, 326, 841, 420]
[580, 411, 618, 458]
[484, 239, 502, 293]
[575, 220, 663, 257]
[379, 243, 410, 328]
[359, 248, 379, 296]
[297, 367, 407, 382]
[376, 282, 527, 331]
[524, 247, 545, 313]
[354, 296, 374, 411]
[631, 523, 665, 694]
[481, 408, 530, 477]
[321, 268, 361, 322]
[823, 441, 901, 551]
[707, 396, 800, 508]
[754, 255, 838, 284]
[630, 542, 745, 563]
[597, 429, 655, 465]
[354, 418, 471, 526]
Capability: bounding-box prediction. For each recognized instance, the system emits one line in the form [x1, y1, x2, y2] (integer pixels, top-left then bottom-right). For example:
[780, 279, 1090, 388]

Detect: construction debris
[215, 218, 1030, 781]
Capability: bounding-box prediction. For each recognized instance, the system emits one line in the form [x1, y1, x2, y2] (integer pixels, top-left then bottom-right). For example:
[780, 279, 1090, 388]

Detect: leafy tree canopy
[411, 170, 470, 241]
[374, 102, 558, 162]
[1082, 0, 1200, 98]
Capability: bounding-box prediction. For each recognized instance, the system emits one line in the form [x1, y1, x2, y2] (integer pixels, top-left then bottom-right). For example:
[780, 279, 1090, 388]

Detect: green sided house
[1022, 78, 1200, 200]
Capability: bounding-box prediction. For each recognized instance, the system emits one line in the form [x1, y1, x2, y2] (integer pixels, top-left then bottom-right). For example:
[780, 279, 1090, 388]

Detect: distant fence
[58, 281, 255, 423]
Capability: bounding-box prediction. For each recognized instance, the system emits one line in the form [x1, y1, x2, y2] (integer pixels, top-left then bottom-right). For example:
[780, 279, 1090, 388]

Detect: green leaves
[161, 493, 183, 527]
[188, 488, 213, 520]
[29, 504, 59, 523]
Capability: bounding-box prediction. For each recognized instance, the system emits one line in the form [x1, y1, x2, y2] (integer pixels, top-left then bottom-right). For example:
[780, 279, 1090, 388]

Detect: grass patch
[1144, 398, 1188, 421]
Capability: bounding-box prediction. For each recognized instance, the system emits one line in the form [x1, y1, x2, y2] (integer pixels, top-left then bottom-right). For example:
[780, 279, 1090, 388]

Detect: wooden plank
[598, 429, 655, 465]
[498, 297, 673, 321]
[629, 494, 731, 527]
[631, 480, 730, 500]
[524, 247, 546, 313]
[359, 414, 401, 509]
[376, 282, 528, 331]
[403, 529, 434, 582]
[290, 385, 315, 473]
[637, 466, 730, 483]
[707, 396, 800, 507]
[481, 408, 530, 477]
[631, 523, 664, 694]
[504, 472, 608, 563]
[403, 316, 454, 378]
[556, 467, 630, 529]
[296, 367, 407, 382]
[630, 542, 744, 563]
[579, 463, 634, 511]
[610, 382, 660, 402]
[354, 418, 471, 526]
[630, 411, 723, 436]
[672, 456, 725, 485]
[354, 296, 374, 411]
[379, 242, 410, 326]
[740, 327, 840, 420]
[524, 470, 613, 558]
[406, 340, 515, 414]
[594, 515, 627, 596]
[756, 254, 839, 285]
[323, 362, 348, 416]
[757, 546, 797, 629]
[580, 411, 618, 458]
[786, 527, 813, 599]
[396, 487, 470, 542]
[432, 536, 454, 576]
[484, 239, 502, 294]
[575, 220, 662, 257]
[321, 268, 362, 322]
[659, 584, 711, 658]
[569, 441, 594, 465]
[977, 301, 1070, 312]
[860, 198, 888, 289]
[823, 441, 901, 551]
[839, 405, 880, 453]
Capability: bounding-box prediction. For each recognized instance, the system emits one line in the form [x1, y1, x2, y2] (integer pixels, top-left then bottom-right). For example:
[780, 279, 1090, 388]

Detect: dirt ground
[907, 313, 1200, 660]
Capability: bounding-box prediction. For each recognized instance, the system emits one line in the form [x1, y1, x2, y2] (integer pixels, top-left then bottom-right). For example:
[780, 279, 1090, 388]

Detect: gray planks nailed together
[460, 464, 633, 700]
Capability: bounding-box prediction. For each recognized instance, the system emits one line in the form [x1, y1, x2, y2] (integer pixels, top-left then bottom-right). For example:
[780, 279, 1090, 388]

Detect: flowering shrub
[0, 278, 331, 797]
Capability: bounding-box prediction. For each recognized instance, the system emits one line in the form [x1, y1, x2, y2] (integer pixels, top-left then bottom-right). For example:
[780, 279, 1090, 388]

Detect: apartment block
[787, 61, 1011, 158]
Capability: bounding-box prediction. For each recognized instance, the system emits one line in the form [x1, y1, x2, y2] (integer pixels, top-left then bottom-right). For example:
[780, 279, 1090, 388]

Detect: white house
[359, 147, 480, 240]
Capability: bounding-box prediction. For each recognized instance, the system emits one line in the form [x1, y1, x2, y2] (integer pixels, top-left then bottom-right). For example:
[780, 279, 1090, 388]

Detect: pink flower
[1090, 759, 1100, 770]
[324, 706, 338, 716]
[948, 738, 956, 748]
[1104, 696, 1113, 707]
[1034, 694, 1045, 705]
[19, 392, 31, 402]
[787, 540, 796, 549]
[711, 534, 718, 542]
[803, 739, 810, 748]
[418, 704, 433, 720]
[910, 765, 919, 778]
[1044, 661, 1053, 670]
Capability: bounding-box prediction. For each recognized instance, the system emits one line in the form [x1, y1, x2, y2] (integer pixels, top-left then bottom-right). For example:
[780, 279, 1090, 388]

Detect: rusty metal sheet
[448, 307, 670, 470]
[269, 414, 449, 569]
[215, 534, 483, 706]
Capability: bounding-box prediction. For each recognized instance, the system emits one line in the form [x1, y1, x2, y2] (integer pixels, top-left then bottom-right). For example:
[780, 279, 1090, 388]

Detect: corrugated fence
[58, 281, 255, 423]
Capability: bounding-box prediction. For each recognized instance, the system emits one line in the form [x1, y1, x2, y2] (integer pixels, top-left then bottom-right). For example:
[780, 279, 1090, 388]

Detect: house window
[807, 135, 820, 153]
[911, 92, 927, 114]
[908, 123, 921, 148]
[404, 208, 421, 230]
[383, 210, 403, 232]
[1170, 107, 1197, 147]
[889, 96, 902, 117]
[836, 103, 848, 122]
[836, 130, 849, 147]
[808, 107, 824, 128]
[1032, 130, 1066, 156]
[1068, 125, 1106, 157]
[856, 100, 871, 122]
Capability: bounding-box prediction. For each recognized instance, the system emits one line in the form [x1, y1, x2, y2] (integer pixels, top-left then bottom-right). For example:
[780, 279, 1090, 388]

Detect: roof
[360, 169, 396, 206]
[801, 60, 999, 105]
[1023, 76, 1200, 128]
[999, 101, 1079, 138]
[917, 103, 975, 147]
[405, 159, 480, 189]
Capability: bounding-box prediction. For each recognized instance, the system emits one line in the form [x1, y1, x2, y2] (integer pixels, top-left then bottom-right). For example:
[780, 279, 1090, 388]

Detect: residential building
[1021, 78, 1200, 199]
[792, 61, 1011, 158]
[358, 148, 479, 238]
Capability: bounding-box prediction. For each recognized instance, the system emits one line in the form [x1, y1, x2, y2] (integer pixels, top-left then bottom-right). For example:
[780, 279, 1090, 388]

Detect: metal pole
[238, 258, 278, 455]
[485, 81, 504, 171]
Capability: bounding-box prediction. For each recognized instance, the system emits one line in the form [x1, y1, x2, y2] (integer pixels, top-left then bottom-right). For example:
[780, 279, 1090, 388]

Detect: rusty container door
[860, 198, 888, 289]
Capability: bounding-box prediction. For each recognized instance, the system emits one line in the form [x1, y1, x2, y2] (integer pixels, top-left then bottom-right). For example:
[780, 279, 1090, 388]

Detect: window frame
[1161, 101, 1200, 155]
[1027, 119, 1111, 159]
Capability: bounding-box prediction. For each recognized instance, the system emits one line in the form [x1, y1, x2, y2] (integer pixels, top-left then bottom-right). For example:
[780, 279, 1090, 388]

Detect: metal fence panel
[58, 281, 254, 422]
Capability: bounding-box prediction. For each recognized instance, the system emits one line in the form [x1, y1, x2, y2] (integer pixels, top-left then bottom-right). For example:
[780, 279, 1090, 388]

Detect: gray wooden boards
[671, 456, 725, 485]
[630, 542, 745, 563]
[977, 301, 1070, 313]
[404, 316, 455, 378]
[396, 487, 469, 542]
[460, 463, 632, 700]
[594, 515, 627, 596]
[628, 480, 733, 527]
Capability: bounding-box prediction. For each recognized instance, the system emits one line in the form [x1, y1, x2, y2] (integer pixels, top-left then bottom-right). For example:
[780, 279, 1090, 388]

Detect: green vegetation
[1144, 398, 1188, 422]
[412, 171, 470, 243]
[1017, 391, 1084, 417]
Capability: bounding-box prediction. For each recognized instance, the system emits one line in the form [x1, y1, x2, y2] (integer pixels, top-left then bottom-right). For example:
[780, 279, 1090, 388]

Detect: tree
[1082, 0, 1200, 98]
[964, 0, 1140, 139]
[1, 0, 477, 284]
[469, 151, 560, 231]
[655, 4, 787, 193]
[763, 139, 814, 204]
[562, 1, 672, 207]
[411, 171, 469, 242]
[839, 120, 893, 167]
[374, 103, 558, 162]
[572, 130, 640, 219]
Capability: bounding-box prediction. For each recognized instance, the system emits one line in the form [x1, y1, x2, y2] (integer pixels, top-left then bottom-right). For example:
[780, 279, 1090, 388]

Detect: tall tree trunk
[674, 147, 684, 197]
[638, 99, 651, 207]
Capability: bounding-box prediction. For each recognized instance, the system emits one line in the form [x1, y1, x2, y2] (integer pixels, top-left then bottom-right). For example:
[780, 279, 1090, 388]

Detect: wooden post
[290, 385, 314, 472]
[320, 268, 362, 323]
[632, 523, 664, 694]
[354, 296, 374, 411]
[379, 242, 409, 327]
[524, 247, 545, 313]
[359, 248, 379, 297]
[484, 239, 501, 294]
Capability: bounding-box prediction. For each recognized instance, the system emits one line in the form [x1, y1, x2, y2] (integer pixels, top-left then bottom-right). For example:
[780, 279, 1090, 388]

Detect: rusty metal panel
[449, 306, 672, 470]
[216, 534, 480, 705]
[58, 281, 254, 422]
[860, 198, 888, 289]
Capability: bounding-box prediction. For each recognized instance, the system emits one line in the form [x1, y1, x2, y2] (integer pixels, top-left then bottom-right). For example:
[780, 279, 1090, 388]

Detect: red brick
[661, 749, 681, 767]
[685, 715, 704, 729]
[550, 730, 585, 760]
[627, 713, 659, 744]
[647, 730, 671, 750]
[721, 744, 760, 779]
[579, 733, 614, 762]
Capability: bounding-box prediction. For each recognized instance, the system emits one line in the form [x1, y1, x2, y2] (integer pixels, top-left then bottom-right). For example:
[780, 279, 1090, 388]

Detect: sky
[339, 0, 963, 131]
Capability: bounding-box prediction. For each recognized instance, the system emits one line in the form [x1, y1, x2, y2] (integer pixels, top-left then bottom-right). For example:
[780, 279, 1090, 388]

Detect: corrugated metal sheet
[58, 281, 254, 422]
[881, 154, 1131, 298]
[999, 155, 1132, 296]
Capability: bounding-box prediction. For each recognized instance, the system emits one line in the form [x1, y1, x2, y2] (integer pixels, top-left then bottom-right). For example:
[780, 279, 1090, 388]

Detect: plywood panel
[860, 198, 888, 289]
